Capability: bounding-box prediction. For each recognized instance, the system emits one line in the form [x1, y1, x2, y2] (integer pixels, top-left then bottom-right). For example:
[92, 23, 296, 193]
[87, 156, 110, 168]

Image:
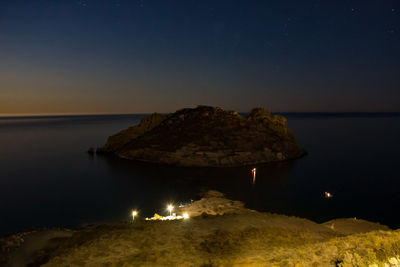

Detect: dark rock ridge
[97, 106, 306, 167]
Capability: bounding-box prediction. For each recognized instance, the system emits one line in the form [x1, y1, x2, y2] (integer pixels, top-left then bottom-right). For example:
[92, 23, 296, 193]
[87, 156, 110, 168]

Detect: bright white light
[132, 210, 138, 220]
[168, 204, 173, 212]
[183, 213, 189, 219]
[167, 204, 174, 216]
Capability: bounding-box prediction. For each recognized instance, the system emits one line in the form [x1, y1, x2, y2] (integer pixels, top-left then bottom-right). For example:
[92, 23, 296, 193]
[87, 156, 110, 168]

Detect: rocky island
[96, 106, 306, 167]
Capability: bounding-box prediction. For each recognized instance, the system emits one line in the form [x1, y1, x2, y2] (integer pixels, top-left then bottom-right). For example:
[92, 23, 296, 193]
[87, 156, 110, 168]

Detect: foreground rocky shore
[1, 191, 399, 266]
[95, 106, 306, 167]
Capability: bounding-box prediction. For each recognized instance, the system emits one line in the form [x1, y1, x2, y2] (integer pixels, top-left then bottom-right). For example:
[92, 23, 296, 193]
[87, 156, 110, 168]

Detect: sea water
[0, 113, 399, 235]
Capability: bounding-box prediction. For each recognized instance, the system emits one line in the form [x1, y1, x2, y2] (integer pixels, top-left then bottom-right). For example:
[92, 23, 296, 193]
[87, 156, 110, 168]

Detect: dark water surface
[1, 113, 400, 235]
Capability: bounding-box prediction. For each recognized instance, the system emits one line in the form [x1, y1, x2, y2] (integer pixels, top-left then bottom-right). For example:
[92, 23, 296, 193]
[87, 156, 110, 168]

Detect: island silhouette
[94, 106, 306, 167]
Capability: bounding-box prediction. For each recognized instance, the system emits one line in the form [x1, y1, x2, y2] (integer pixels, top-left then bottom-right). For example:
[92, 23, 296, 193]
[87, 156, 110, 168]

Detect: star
[78, 1, 87, 7]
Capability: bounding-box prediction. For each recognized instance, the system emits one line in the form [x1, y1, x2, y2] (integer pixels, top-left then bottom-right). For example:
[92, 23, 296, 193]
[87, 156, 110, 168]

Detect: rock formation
[2, 191, 394, 266]
[97, 106, 305, 167]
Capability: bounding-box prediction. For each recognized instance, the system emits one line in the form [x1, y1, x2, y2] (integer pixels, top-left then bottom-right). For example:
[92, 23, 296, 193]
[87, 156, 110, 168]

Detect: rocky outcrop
[177, 190, 249, 217]
[3, 191, 395, 267]
[97, 106, 306, 167]
[97, 112, 166, 153]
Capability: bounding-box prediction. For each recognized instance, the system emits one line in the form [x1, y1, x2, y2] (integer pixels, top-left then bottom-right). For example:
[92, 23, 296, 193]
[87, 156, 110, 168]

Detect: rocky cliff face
[97, 106, 305, 166]
[97, 112, 166, 153]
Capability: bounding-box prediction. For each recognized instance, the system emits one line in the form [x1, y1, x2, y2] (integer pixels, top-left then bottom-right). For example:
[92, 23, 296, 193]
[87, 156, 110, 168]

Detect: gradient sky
[0, 0, 399, 115]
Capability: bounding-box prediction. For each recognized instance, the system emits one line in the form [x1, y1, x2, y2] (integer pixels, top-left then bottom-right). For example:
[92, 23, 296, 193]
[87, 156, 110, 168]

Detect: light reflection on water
[251, 168, 257, 185]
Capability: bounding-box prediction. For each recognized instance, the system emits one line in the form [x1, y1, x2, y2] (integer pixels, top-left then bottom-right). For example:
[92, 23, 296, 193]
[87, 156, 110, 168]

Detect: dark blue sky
[0, 0, 399, 114]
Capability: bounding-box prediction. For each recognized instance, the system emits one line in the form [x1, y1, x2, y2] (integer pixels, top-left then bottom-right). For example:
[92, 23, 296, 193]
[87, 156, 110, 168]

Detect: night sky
[0, 0, 399, 115]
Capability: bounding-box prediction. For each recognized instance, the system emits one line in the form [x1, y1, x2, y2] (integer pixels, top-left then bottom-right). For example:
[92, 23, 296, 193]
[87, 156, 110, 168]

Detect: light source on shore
[131, 210, 138, 221]
[183, 212, 189, 219]
[324, 192, 333, 198]
[167, 204, 174, 216]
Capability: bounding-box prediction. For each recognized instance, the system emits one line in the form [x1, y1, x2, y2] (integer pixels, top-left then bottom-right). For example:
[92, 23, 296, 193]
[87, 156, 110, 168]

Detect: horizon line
[1, 111, 400, 118]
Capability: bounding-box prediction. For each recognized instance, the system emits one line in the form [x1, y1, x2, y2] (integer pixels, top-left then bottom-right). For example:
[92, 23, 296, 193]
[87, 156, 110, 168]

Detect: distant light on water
[251, 168, 256, 184]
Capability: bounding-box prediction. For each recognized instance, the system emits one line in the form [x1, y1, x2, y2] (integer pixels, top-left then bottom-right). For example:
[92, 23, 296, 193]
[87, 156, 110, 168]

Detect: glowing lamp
[167, 204, 174, 216]
[132, 210, 138, 220]
[183, 213, 189, 219]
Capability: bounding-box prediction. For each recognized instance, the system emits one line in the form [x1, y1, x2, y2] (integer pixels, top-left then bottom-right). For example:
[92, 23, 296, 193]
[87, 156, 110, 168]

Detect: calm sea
[1, 113, 400, 235]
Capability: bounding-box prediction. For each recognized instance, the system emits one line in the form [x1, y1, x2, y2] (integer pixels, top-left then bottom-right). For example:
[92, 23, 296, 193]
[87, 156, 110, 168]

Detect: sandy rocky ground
[1, 191, 399, 266]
